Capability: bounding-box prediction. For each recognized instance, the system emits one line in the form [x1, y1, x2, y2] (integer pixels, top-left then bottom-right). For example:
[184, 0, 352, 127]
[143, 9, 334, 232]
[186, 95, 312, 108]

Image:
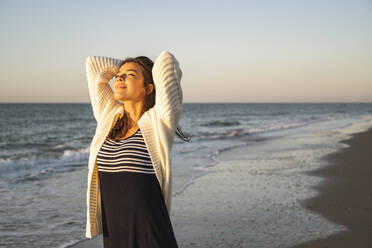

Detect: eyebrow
[118, 69, 137, 73]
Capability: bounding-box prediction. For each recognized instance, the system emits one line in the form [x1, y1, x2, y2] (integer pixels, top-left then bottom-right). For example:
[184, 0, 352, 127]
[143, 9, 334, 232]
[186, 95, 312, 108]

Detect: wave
[0, 146, 90, 182]
[202, 120, 241, 127]
[195, 115, 336, 142]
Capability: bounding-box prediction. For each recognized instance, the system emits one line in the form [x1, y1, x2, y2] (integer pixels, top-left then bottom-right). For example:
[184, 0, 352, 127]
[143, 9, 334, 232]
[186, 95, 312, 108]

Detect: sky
[0, 0, 371, 103]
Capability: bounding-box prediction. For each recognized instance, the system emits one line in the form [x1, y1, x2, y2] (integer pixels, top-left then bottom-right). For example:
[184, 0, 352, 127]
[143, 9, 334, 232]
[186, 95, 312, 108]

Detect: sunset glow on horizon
[1, 0, 371, 103]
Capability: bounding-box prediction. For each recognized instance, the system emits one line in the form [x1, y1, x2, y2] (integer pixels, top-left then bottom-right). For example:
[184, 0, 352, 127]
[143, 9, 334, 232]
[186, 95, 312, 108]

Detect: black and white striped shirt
[97, 128, 155, 174]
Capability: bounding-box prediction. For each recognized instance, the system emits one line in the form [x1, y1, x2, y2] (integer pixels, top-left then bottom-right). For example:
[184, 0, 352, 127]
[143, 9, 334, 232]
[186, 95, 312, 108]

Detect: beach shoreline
[290, 127, 372, 248]
[70, 123, 372, 248]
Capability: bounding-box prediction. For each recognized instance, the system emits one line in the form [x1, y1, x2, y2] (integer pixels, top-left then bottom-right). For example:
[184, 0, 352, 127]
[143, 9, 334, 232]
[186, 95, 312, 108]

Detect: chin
[114, 94, 124, 102]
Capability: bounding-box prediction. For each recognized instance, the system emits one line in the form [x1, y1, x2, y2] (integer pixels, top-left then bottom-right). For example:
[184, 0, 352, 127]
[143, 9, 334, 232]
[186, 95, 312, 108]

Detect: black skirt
[98, 171, 179, 248]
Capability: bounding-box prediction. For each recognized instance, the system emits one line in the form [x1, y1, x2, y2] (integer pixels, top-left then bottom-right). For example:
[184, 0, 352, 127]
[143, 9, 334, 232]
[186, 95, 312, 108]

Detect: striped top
[97, 128, 155, 174]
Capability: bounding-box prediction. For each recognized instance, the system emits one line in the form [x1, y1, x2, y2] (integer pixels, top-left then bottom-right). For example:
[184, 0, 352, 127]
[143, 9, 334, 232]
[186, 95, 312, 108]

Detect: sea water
[1, 103, 372, 247]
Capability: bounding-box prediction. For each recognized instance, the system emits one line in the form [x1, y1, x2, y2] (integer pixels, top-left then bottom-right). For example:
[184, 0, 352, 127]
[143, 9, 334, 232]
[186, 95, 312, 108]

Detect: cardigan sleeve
[152, 51, 183, 127]
[86, 56, 123, 122]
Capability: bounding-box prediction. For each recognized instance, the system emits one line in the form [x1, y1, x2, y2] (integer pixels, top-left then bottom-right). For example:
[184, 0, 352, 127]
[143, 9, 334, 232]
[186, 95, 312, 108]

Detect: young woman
[85, 51, 190, 247]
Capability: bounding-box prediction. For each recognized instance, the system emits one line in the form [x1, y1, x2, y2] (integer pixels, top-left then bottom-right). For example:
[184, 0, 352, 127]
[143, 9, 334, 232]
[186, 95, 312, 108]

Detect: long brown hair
[108, 56, 155, 141]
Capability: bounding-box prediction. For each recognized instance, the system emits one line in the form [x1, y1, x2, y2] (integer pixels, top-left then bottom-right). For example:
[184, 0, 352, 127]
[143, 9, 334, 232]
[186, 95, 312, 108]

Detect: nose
[116, 74, 126, 81]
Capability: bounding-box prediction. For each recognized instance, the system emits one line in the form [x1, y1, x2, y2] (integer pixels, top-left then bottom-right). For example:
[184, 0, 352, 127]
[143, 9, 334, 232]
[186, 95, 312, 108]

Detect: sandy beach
[290, 127, 372, 248]
[71, 124, 372, 248]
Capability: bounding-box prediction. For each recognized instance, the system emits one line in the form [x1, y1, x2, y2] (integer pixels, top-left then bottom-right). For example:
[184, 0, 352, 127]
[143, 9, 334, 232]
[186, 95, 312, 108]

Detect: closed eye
[116, 73, 136, 77]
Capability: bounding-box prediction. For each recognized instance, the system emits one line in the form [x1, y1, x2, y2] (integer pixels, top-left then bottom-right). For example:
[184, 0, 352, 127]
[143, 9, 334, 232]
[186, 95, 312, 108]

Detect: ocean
[1, 102, 372, 247]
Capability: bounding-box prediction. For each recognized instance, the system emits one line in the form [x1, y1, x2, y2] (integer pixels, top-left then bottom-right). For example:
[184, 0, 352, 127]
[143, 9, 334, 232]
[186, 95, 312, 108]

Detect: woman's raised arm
[152, 51, 183, 128]
[86, 56, 123, 122]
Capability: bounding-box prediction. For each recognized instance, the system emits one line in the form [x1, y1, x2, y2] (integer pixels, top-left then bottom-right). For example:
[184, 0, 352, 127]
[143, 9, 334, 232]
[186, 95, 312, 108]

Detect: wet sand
[290, 127, 372, 248]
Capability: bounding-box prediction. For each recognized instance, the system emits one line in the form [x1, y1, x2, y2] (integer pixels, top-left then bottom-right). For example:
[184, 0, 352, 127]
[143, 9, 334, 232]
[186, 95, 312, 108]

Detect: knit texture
[85, 51, 183, 238]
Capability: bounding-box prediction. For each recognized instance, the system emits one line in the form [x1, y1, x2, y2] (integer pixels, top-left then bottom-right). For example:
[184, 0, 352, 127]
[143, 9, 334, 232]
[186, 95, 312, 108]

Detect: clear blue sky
[1, 0, 371, 103]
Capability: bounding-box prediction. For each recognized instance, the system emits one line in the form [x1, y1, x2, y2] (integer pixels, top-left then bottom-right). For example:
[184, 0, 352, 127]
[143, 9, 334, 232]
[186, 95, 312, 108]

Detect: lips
[116, 84, 127, 89]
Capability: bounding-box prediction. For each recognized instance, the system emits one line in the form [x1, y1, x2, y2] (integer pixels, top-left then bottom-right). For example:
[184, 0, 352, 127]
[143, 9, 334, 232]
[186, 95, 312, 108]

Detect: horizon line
[1, 101, 372, 104]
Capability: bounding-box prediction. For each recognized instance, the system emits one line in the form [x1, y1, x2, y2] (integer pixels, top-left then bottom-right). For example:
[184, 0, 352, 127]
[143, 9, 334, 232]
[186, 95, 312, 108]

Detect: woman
[85, 50, 190, 247]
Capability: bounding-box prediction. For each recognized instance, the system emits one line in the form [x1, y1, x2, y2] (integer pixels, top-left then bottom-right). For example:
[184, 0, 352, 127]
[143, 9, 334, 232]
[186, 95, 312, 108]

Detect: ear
[146, 83, 154, 95]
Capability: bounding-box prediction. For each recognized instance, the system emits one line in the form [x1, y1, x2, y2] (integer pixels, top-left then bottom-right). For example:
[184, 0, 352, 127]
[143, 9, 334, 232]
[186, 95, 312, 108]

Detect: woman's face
[113, 62, 150, 103]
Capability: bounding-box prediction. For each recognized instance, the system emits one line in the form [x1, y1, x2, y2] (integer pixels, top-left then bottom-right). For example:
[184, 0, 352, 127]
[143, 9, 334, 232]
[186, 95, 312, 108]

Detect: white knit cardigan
[85, 51, 183, 238]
